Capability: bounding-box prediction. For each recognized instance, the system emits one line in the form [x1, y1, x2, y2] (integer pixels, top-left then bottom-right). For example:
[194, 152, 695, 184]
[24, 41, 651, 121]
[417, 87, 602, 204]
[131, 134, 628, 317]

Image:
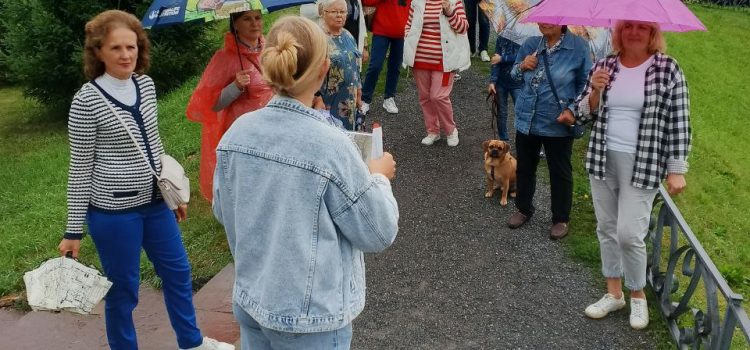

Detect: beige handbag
[89, 83, 190, 210]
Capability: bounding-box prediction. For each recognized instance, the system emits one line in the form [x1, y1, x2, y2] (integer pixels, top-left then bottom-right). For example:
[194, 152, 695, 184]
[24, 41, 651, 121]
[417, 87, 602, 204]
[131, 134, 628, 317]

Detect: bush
[2, 0, 216, 113]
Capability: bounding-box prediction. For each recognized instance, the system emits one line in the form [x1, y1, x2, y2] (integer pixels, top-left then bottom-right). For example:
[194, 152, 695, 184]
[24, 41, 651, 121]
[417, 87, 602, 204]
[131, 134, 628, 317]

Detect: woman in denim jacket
[506, 23, 592, 239]
[212, 17, 399, 349]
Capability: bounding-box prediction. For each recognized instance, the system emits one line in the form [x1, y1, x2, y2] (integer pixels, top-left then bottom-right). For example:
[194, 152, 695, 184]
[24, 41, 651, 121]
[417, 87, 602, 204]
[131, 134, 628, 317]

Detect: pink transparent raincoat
[186, 32, 273, 201]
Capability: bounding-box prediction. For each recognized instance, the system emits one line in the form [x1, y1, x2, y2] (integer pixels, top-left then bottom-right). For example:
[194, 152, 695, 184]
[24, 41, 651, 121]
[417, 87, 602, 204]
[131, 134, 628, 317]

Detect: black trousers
[514, 131, 574, 223]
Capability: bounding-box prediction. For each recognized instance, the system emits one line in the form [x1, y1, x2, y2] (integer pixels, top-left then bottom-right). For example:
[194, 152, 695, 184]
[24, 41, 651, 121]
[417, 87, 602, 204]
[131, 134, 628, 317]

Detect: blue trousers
[494, 85, 520, 141]
[232, 303, 353, 350]
[361, 35, 404, 104]
[87, 202, 203, 350]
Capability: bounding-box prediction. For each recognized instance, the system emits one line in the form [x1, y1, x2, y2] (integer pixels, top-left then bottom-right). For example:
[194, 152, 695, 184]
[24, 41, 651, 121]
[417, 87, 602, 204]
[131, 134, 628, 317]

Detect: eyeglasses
[324, 10, 347, 16]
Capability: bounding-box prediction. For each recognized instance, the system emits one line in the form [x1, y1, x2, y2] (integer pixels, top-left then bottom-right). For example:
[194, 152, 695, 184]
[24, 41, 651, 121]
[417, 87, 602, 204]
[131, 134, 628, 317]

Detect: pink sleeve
[447, 0, 467, 34]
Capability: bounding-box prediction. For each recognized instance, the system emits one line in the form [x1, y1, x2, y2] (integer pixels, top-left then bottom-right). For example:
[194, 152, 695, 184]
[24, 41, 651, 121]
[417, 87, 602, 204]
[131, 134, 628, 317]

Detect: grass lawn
[0, 3, 748, 345]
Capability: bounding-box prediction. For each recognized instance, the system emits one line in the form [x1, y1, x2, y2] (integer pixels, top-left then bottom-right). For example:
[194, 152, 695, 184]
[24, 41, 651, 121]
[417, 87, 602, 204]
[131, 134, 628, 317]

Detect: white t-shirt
[94, 73, 137, 106]
[606, 55, 654, 154]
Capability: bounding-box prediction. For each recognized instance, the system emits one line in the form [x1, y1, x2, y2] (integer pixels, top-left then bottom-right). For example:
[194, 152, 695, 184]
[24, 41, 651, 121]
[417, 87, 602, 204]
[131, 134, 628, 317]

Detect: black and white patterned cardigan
[574, 53, 692, 190]
[64, 74, 164, 239]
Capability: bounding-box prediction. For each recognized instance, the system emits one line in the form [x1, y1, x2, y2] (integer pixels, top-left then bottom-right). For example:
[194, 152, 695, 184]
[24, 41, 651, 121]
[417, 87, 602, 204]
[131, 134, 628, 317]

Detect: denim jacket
[212, 96, 399, 333]
[511, 33, 592, 137]
[489, 36, 522, 90]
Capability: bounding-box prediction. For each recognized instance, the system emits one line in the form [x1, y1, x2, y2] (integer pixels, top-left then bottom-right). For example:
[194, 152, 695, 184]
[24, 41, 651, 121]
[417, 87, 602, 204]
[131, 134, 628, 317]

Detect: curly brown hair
[83, 10, 151, 80]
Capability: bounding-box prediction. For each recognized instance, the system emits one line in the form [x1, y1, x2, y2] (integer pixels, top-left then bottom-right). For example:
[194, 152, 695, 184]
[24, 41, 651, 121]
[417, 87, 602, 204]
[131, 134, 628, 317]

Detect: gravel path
[350, 62, 656, 349]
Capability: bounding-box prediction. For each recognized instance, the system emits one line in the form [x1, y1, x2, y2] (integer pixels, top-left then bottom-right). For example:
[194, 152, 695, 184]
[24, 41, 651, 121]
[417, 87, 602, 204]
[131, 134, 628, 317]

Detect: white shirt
[606, 55, 654, 154]
[94, 73, 137, 106]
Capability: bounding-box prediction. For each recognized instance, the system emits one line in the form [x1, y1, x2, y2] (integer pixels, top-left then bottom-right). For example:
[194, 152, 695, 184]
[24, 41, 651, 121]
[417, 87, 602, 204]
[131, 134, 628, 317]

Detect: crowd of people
[58, 1, 692, 348]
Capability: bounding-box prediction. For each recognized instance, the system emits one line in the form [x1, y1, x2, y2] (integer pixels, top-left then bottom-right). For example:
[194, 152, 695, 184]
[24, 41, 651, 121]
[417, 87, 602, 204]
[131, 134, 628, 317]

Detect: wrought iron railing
[647, 186, 750, 349]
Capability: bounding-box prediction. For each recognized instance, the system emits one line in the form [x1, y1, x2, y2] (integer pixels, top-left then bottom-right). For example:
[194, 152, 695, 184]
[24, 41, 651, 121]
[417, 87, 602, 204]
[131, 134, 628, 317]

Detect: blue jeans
[87, 202, 202, 350]
[361, 35, 404, 104]
[464, 0, 489, 53]
[494, 85, 520, 141]
[232, 303, 353, 350]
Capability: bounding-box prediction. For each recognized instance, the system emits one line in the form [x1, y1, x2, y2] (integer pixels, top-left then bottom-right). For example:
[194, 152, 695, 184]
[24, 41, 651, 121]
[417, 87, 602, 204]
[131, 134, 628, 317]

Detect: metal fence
[647, 186, 750, 349]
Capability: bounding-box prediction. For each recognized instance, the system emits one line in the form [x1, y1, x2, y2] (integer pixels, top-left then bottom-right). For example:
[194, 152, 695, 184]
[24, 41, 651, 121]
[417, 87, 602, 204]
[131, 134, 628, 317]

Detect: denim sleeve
[490, 37, 502, 83]
[511, 39, 534, 82]
[569, 43, 593, 112]
[327, 172, 399, 253]
[212, 151, 226, 226]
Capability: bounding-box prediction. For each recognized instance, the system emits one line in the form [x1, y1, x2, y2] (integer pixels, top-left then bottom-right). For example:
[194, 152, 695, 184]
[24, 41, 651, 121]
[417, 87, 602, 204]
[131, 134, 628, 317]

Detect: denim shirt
[212, 96, 399, 333]
[511, 33, 592, 137]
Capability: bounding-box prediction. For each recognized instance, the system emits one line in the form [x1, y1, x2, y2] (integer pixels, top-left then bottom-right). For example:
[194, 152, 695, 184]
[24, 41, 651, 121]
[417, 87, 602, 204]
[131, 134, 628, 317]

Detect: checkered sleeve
[666, 60, 691, 174]
[574, 58, 607, 124]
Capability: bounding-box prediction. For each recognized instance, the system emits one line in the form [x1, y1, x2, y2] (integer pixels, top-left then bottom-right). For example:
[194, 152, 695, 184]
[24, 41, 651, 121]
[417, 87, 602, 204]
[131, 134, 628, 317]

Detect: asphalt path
[351, 63, 656, 349]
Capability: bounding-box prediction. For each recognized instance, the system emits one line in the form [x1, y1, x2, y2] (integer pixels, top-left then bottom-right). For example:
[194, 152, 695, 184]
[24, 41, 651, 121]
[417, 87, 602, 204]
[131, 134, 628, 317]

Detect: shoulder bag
[540, 48, 585, 139]
[89, 83, 190, 210]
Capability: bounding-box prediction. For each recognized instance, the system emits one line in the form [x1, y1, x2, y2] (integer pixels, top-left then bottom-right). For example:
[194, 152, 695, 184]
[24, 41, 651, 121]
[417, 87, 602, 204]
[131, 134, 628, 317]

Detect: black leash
[486, 92, 499, 140]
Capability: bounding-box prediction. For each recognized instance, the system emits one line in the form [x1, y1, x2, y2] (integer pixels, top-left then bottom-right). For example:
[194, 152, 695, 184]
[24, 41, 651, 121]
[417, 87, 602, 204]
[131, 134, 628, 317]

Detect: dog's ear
[482, 140, 490, 152]
[502, 141, 510, 153]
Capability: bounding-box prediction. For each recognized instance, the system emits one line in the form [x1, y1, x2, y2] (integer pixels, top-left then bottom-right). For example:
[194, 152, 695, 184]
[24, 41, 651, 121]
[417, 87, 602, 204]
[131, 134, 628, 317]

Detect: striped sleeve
[64, 91, 97, 239]
[405, 3, 414, 35]
[447, 0, 467, 34]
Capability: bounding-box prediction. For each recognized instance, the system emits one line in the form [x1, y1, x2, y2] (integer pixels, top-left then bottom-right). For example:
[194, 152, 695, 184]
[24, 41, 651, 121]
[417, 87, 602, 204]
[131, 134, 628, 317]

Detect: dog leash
[486, 92, 499, 140]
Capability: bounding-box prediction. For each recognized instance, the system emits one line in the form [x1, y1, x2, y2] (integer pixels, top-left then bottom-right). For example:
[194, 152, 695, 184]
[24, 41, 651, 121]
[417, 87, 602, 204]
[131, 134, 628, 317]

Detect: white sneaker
[360, 102, 370, 115]
[630, 297, 649, 330]
[584, 293, 626, 319]
[446, 129, 459, 147]
[421, 133, 441, 145]
[180, 337, 235, 350]
[480, 50, 490, 62]
[383, 97, 398, 114]
[454, 73, 462, 81]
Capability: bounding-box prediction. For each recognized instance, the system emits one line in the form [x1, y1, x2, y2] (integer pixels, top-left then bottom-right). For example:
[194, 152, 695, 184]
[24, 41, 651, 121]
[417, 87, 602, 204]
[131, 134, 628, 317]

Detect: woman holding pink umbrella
[559, 20, 692, 329]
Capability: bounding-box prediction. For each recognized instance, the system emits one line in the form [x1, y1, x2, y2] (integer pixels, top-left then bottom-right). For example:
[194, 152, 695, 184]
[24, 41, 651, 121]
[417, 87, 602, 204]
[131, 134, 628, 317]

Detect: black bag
[540, 48, 585, 139]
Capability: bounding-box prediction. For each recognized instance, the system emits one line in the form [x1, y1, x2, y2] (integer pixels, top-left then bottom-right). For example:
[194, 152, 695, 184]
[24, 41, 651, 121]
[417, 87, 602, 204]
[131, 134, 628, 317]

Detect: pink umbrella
[521, 0, 707, 32]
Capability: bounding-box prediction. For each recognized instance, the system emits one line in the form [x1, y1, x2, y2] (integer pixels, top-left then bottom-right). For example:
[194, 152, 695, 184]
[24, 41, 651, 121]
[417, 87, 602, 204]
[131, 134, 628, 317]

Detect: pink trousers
[413, 68, 456, 135]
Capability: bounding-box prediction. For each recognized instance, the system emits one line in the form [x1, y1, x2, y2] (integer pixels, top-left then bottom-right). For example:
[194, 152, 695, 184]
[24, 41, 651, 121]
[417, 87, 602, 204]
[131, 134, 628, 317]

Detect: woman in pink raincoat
[186, 10, 273, 202]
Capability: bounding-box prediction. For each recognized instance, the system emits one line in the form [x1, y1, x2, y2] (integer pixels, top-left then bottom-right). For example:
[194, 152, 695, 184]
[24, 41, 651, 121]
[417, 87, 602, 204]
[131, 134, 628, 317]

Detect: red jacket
[363, 0, 411, 38]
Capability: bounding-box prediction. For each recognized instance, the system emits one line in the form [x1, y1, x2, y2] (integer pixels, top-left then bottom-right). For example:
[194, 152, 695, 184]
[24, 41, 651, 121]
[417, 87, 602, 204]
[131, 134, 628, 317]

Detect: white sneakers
[180, 337, 235, 350]
[629, 297, 649, 330]
[584, 293, 626, 319]
[480, 50, 490, 62]
[585, 294, 649, 330]
[421, 133, 441, 145]
[383, 97, 398, 114]
[446, 129, 459, 147]
[421, 129, 459, 146]
[360, 101, 370, 115]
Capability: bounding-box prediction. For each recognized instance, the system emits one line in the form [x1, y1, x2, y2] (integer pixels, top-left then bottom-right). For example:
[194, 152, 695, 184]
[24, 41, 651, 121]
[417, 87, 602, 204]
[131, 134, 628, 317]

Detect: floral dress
[320, 30, 363, 131]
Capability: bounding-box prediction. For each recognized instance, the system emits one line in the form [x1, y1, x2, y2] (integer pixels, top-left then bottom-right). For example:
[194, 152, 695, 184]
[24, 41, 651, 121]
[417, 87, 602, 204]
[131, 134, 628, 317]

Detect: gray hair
[317, 0, 348, 16]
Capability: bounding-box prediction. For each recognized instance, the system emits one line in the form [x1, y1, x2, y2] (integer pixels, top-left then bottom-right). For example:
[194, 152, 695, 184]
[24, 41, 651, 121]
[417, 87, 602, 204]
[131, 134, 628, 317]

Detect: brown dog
[482, 140, 517, 206]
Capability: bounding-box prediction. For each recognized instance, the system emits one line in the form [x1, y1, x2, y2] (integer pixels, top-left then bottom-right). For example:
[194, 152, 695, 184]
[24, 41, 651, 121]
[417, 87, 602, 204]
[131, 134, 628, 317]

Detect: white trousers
[589, 150, 658, 290]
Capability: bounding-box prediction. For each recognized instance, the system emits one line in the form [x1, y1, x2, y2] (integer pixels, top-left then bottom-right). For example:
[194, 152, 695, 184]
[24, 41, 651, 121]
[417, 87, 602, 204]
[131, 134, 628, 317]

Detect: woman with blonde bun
[212, 16, 400, 349]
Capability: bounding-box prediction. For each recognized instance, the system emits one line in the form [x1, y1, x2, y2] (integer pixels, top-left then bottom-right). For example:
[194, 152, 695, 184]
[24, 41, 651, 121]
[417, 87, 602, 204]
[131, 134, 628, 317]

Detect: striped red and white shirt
[407, 0, 467, 71]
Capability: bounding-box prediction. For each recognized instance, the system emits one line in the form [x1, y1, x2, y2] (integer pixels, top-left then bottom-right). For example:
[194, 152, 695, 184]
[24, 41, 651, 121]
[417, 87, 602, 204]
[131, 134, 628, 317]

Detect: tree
[2, 0, 216, 112]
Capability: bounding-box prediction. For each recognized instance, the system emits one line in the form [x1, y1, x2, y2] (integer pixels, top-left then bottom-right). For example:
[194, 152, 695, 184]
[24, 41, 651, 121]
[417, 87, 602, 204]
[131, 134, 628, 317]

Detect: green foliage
[2, 0, 215, 113]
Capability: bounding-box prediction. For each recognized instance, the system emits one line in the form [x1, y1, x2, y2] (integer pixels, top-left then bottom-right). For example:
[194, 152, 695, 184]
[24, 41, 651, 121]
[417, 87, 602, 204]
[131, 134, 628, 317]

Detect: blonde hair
[83, 10, 150, 80]
[261, 16, 328, 96]
[612, 20, 666, 55]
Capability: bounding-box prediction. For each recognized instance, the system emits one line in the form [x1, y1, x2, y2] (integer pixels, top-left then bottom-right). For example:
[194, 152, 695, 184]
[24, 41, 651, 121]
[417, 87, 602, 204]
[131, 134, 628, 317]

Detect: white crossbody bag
[89, 83, 190, 210]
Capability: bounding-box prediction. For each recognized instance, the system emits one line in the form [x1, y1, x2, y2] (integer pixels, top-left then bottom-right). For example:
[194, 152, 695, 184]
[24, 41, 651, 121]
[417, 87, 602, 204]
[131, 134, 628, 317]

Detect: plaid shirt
[574, 53, 692, 190]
